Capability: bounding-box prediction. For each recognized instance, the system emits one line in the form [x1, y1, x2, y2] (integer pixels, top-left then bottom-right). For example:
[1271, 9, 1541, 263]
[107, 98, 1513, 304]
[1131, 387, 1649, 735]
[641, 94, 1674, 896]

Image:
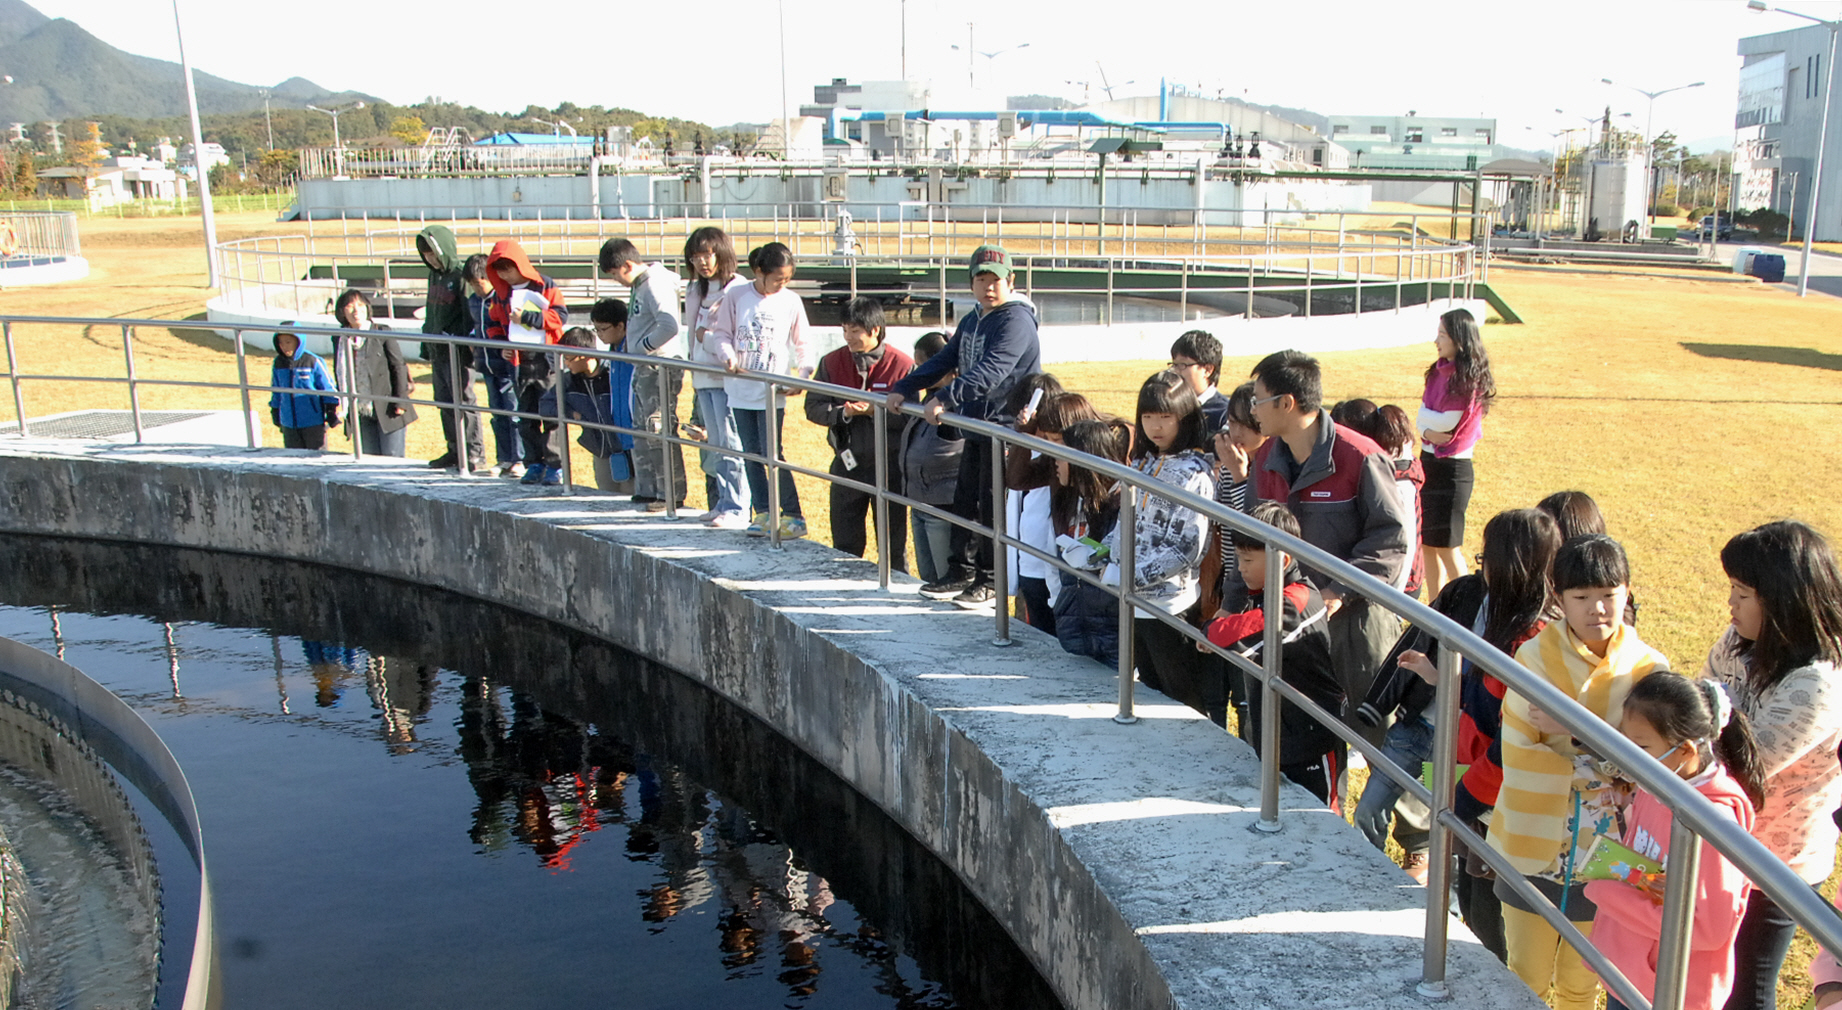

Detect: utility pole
[260, 88, 273, 150]
[173, 0, 219, 287]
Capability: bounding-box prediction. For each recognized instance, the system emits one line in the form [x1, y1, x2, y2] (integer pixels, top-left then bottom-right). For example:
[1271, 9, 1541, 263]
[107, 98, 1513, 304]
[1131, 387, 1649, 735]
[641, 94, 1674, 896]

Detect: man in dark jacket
[1239, 349, 1411, 762]
[886, 245, 1041, 608]
[417, 224, 485, 472]
[807, 297, 912, 569]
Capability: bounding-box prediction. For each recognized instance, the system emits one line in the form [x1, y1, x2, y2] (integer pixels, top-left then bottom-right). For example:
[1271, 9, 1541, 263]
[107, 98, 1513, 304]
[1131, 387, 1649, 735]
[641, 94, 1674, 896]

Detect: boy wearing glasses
[1170, 329, 1228, 432]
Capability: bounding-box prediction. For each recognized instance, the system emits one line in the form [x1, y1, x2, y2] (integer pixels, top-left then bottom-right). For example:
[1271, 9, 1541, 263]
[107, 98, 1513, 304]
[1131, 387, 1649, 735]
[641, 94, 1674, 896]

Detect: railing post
[766, 388, 783, 548]
[991, 433, 1012, 647]
[234, 326, 256, 449]
[121, 323, 144, 443]
[341, 338, 360, 461]
[1305, 253, 1313, 318]
[938, 259, 949, 327]
[4, 321, 26, 436]
[450, 338, 472, 477]
[1112, 488, 1138, 725]
[1418, 642, 1464, 999]
[1105, 256, 1115, 326]
[1255, 544, 1285, 832]
[658, 362, 676, 518]
[1651, 819, 1705, 1010]
[873, 403, 892, 591]
[553, 348, 573, 496]
[1179, 258, 1190, 320]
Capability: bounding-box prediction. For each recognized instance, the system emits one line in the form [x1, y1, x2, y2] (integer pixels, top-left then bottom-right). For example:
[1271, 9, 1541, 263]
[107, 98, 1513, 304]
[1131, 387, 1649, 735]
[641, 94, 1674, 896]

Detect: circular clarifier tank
[0, 535, 1063, 1010]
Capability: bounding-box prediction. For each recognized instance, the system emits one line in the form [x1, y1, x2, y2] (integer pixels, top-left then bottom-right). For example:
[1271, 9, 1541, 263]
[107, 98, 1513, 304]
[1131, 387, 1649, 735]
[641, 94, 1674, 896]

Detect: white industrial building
[1738, 24, 1839, 238]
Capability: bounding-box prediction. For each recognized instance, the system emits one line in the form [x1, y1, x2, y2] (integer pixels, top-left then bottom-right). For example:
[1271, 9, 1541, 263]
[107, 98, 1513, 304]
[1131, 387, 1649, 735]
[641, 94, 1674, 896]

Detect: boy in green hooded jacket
[416, 224, 485, 471]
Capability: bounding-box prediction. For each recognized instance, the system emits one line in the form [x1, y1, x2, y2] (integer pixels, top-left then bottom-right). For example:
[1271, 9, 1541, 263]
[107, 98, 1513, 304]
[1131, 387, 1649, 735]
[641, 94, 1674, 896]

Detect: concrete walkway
[0, 441, 1543, 1010]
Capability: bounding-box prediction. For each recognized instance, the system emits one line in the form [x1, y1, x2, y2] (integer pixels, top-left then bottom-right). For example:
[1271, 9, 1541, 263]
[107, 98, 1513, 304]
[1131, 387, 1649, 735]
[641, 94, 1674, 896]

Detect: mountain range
[0, 0, 376, 124]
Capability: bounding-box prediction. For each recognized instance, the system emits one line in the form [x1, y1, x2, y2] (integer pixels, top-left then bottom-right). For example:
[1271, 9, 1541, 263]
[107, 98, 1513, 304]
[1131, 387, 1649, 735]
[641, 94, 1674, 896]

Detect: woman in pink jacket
[1586, 672, 1764, 1010]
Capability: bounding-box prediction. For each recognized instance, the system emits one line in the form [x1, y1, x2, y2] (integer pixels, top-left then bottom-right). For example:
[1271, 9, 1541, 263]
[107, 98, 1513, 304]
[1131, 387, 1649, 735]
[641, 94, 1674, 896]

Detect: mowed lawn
[6, 212, 1842, 1004]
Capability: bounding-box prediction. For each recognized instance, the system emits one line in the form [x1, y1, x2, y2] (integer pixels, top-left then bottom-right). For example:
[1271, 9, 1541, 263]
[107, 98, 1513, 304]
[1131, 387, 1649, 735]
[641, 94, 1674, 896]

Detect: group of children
[262, 229, 1842, 1010]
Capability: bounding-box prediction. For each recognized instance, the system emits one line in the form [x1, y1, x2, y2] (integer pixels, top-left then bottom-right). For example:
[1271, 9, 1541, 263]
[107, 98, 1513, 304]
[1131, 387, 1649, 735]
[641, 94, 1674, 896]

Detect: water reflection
[0, 535, 1058, 1010]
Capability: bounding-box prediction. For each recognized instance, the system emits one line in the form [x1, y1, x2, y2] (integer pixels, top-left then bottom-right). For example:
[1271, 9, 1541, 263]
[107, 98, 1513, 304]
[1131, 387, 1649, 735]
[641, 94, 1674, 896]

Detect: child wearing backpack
[1585, 672, 1762, 1010]
[1052, 417, 1133, 669]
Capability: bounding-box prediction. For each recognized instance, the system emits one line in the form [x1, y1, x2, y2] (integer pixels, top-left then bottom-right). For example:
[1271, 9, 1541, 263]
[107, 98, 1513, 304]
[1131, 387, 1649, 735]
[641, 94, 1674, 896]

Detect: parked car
[1700, 214, 1734, 240]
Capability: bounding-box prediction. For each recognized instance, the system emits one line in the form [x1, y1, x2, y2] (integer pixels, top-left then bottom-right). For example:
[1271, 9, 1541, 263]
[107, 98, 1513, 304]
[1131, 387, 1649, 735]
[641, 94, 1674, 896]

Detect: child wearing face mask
[1494, 533, 1669, 1010]
[1583, 672, 1762, 1010]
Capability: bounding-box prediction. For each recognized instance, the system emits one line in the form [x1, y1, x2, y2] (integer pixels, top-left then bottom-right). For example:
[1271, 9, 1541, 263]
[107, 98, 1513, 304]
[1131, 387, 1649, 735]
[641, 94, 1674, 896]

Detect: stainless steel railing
[1, 314, 1834, 1010]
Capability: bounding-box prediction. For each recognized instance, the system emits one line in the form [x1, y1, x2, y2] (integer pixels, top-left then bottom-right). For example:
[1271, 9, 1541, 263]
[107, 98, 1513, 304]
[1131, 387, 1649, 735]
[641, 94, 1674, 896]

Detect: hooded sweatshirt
[416, 225, 471, 351]
[484, 241, 565, 361]
[890, 296, 1041, 422]
[626, 262, 684, 358]
[1583, 765, 1755, 1010]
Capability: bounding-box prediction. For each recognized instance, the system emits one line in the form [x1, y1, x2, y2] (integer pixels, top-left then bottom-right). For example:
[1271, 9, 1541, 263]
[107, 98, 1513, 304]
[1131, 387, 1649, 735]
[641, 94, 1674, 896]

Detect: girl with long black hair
[1418, 307, 1495, 598]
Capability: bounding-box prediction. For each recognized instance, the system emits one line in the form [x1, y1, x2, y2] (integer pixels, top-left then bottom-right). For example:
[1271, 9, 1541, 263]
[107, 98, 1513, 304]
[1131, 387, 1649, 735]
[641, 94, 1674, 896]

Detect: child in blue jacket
[269, 328, 340, 450]
[538, 327, 634, 492]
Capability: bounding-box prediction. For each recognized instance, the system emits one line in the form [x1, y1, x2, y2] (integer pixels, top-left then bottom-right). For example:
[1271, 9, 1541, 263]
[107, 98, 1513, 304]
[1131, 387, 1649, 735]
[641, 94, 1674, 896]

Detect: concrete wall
[0, 442, 1539, 1010]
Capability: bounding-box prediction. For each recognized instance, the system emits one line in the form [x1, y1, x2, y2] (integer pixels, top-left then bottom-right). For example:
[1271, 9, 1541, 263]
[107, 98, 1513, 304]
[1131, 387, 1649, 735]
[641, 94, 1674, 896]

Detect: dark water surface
[0, 535, 1061, 1010]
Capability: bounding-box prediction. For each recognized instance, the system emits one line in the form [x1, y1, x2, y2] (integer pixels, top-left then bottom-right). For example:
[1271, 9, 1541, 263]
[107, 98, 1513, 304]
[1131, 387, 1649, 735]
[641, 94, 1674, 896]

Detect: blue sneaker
[520, 464, 544, 486]
[541, 466, 563, 486]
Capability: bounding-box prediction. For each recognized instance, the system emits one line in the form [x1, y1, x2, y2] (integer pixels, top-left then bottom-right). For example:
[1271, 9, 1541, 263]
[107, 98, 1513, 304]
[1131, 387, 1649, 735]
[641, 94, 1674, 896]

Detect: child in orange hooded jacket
[483, 240, 567, 485]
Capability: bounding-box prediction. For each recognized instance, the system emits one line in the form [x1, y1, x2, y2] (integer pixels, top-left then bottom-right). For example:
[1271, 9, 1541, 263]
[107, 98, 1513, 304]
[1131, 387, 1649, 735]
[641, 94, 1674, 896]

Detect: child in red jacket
[1584, 672, 1762, 1010]
[483, 240, 567, 485]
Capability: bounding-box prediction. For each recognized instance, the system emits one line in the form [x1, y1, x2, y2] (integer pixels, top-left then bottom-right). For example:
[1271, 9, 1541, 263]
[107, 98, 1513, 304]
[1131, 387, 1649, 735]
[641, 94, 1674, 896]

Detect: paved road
[1714, 241, 1842, 299]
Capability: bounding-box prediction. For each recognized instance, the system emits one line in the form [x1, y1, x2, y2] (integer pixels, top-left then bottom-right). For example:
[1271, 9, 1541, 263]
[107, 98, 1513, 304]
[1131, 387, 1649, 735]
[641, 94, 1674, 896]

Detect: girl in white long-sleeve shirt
[710, 242, 812, 538]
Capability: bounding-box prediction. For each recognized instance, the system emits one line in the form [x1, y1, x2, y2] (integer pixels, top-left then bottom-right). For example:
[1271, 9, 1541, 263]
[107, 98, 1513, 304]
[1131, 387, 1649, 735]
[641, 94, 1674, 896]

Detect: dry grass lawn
[6, 211, 1842, 1005]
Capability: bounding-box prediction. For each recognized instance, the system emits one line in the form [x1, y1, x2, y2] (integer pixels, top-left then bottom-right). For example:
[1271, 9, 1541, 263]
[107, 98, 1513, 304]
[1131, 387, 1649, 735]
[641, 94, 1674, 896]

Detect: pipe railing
[3, 315, 1827, 1010]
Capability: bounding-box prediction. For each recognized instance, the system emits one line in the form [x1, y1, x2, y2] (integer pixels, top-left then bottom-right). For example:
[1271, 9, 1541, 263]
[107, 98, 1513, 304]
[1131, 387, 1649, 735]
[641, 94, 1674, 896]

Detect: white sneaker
[706, 511, 750, 530]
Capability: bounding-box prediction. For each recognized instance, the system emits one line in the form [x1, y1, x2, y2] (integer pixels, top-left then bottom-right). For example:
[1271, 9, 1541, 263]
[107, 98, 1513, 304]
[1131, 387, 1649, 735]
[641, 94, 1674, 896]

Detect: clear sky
[26, 0, 1838, 150]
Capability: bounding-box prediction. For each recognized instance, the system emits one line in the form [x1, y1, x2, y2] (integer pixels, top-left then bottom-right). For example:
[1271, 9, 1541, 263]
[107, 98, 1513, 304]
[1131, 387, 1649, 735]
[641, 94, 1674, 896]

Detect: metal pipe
[873, 403, 892, 591]
[450, 338, 471, 477]
[1651, 817, 1705, 1010]
[1113, 488, 1138, 724]
[1417, 642, 1464, 998]
[342, 338, 360, 461]
[658, 363, 675, 517]
[121, 324, 144, 443]
[1255, 543, 1284, 832]
[553, 348, 573, 495]
[234, 326, 255, 449]
[766, 394, 782, 548]
[4, 321, 26, 436]
[991, 434, 1011, 647]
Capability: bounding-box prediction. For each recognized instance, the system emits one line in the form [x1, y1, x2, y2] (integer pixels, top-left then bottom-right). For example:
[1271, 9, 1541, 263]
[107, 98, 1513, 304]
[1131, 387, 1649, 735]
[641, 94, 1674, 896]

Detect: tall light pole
[307, 101, 364, 176]
[259, 87, 273, 150]
[1749, 0, 1839, 297]
[1601, 77, 1704, 238]
[951, 26, 1030, 91]
[172, 0, 217, 288]
[777, 0, 790, 160]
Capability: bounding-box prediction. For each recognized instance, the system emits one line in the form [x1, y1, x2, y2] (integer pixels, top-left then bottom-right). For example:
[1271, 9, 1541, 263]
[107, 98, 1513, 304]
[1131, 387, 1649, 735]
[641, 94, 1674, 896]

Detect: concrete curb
[0, 441, 1538, 1010]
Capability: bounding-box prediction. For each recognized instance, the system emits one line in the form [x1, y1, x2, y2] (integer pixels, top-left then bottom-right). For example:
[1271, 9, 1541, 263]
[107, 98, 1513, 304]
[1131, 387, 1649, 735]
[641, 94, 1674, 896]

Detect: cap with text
[967, 244, 1014, 281]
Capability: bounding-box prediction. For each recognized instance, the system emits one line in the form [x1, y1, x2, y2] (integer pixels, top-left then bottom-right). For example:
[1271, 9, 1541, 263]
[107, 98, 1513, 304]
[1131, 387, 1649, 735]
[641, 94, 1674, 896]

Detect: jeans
[631, 362, 686, 503]
[428, 343, 483, 464]
[733, 407, 801, 518]
[911, 509, 955, 584]
[479, 356, 523, 465]
[1355, 714, 1435, 851]
[515, 356, 560, 469]
[693, 387, 749, 516]
[280, 424, 325, 450]
[1723, 886, 1822, 1010]
[945, 433, 996, 584]
[355, 414, 406, 457]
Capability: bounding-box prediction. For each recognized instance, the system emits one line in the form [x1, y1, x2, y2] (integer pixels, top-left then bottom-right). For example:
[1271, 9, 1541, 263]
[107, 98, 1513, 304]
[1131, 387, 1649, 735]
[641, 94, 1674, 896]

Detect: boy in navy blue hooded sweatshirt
[887, 244, 1041, 608]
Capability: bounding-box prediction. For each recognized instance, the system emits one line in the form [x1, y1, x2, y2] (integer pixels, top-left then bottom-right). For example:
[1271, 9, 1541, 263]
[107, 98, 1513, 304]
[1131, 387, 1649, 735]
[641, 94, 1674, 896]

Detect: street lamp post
[1601, 78, 1704, 239]
[1749, 0, 1839, 297]
[259, 87, 273, 150]
[172, 0, 217, 288]
[306, 101, 365, 177]
[951, 26, 1030, 91]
